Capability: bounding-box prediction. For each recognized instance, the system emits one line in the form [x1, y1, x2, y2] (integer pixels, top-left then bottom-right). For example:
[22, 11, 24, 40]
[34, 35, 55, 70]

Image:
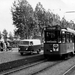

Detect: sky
[0, 0, 75, 34]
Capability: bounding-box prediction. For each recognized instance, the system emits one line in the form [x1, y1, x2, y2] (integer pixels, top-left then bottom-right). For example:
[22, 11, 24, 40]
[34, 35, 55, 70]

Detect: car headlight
[26, 48, 28, 50]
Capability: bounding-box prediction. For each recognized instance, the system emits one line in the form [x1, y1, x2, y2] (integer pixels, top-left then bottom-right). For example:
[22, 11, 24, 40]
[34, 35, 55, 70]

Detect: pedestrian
[0, 42, 3, 51]
[5, 41, 10, 51]
[7, 41, 10, 50]
[3, 42, 7, 51]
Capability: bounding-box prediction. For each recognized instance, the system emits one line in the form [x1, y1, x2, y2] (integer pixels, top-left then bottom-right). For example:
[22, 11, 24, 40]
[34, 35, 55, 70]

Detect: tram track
[0, 54, 44, 73]
[0, 59, 47, 75]
[2, 59, 64, 75]
[1, 56, 75, 75]
[30, 60, 63, 75]
[62, 64, 75, 75]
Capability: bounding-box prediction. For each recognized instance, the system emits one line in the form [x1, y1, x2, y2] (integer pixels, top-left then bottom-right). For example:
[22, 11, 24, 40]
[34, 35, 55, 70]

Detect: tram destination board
[45, 25, 61, 30]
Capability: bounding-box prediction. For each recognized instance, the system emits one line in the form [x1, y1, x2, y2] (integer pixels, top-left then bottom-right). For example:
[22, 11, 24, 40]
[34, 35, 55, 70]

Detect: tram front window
[45, 31, 57, 41]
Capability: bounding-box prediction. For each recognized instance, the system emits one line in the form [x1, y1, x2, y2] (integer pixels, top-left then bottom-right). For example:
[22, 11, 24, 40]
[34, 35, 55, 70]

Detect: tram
[44, 25, 75, 58]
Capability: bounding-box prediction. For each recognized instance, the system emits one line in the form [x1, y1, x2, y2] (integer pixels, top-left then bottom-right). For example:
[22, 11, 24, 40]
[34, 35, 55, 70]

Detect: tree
[34, 2, 46, 38]
[11, 0, 35, 39]
[45, 10, 53, 26]
[2, 29, 8, 41]
[0, 31, 2, 40]
[69, 20, 75, 29]
[60, 17, 67, 28]
[60, 17, 75, 29]
[8, 32, 13, 40]
[52, 14, 60, 25]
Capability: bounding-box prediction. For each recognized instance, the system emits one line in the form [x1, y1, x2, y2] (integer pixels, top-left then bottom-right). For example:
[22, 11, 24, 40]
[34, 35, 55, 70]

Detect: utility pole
[66, 11, 75, 13]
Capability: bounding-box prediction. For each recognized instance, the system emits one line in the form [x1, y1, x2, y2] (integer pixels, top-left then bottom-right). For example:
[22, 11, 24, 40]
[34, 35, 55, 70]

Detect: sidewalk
[0, 48, 44, 72]
[0, 49, 24, 64]
[0, 48, 43, 64]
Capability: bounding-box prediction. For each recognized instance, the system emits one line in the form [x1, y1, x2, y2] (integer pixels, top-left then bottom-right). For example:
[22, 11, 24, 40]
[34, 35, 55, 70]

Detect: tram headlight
[53, 44, 59, 51]
[53, 48, 55, 51]
[56, 48, 59, 51]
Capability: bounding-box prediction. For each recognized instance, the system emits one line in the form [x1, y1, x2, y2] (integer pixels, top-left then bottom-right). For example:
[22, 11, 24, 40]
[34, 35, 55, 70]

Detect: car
[18, 39, 42, 55]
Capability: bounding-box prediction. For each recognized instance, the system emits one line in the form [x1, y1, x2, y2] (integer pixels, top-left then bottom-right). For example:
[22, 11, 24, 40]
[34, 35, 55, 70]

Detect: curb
[0, 54, 44, 72]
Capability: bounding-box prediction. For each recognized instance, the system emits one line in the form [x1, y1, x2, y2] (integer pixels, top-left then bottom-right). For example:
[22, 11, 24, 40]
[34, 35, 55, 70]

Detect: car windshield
[20, 41, 29, 45]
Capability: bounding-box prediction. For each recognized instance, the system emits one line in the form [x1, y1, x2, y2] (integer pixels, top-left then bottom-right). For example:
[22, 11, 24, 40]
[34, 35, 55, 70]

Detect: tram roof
[61, 28, 75, 34]
[67, 28, 75, 34]
[61, 29, 67, 32]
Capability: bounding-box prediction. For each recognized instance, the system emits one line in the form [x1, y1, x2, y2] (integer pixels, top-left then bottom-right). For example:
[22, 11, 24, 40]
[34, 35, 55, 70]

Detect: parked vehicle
[18, 39, 42, 55]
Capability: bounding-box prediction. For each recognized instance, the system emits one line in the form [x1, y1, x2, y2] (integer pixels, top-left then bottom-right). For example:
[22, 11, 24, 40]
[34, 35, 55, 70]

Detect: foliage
[8, 32, 14, 40]
[11, 0, 75, 39]
[2, 29, 8, 41]
[0, 32, 2, 40]
[11, 0, 35, 39]
[60, 17, 75, 29]
[34, 2, 46, 36]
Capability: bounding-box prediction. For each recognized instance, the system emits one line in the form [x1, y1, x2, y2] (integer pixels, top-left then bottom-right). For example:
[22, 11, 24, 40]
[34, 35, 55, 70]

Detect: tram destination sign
[45, 25, 61, 30]
[46, 27, 56, 30]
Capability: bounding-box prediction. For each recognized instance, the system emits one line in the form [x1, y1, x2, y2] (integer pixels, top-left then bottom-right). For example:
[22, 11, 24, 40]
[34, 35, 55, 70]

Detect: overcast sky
[0, 0, 75, 34]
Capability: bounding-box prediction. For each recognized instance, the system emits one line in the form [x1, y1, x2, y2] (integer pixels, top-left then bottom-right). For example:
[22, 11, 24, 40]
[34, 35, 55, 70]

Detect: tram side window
[70, 34, 72, 43]
[71, 34, 74, 43]
[72, 35, 74, 42]
[61, 31, 66, 43]
[74, 36, 75, 43]
[66, 32, 70, 43]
